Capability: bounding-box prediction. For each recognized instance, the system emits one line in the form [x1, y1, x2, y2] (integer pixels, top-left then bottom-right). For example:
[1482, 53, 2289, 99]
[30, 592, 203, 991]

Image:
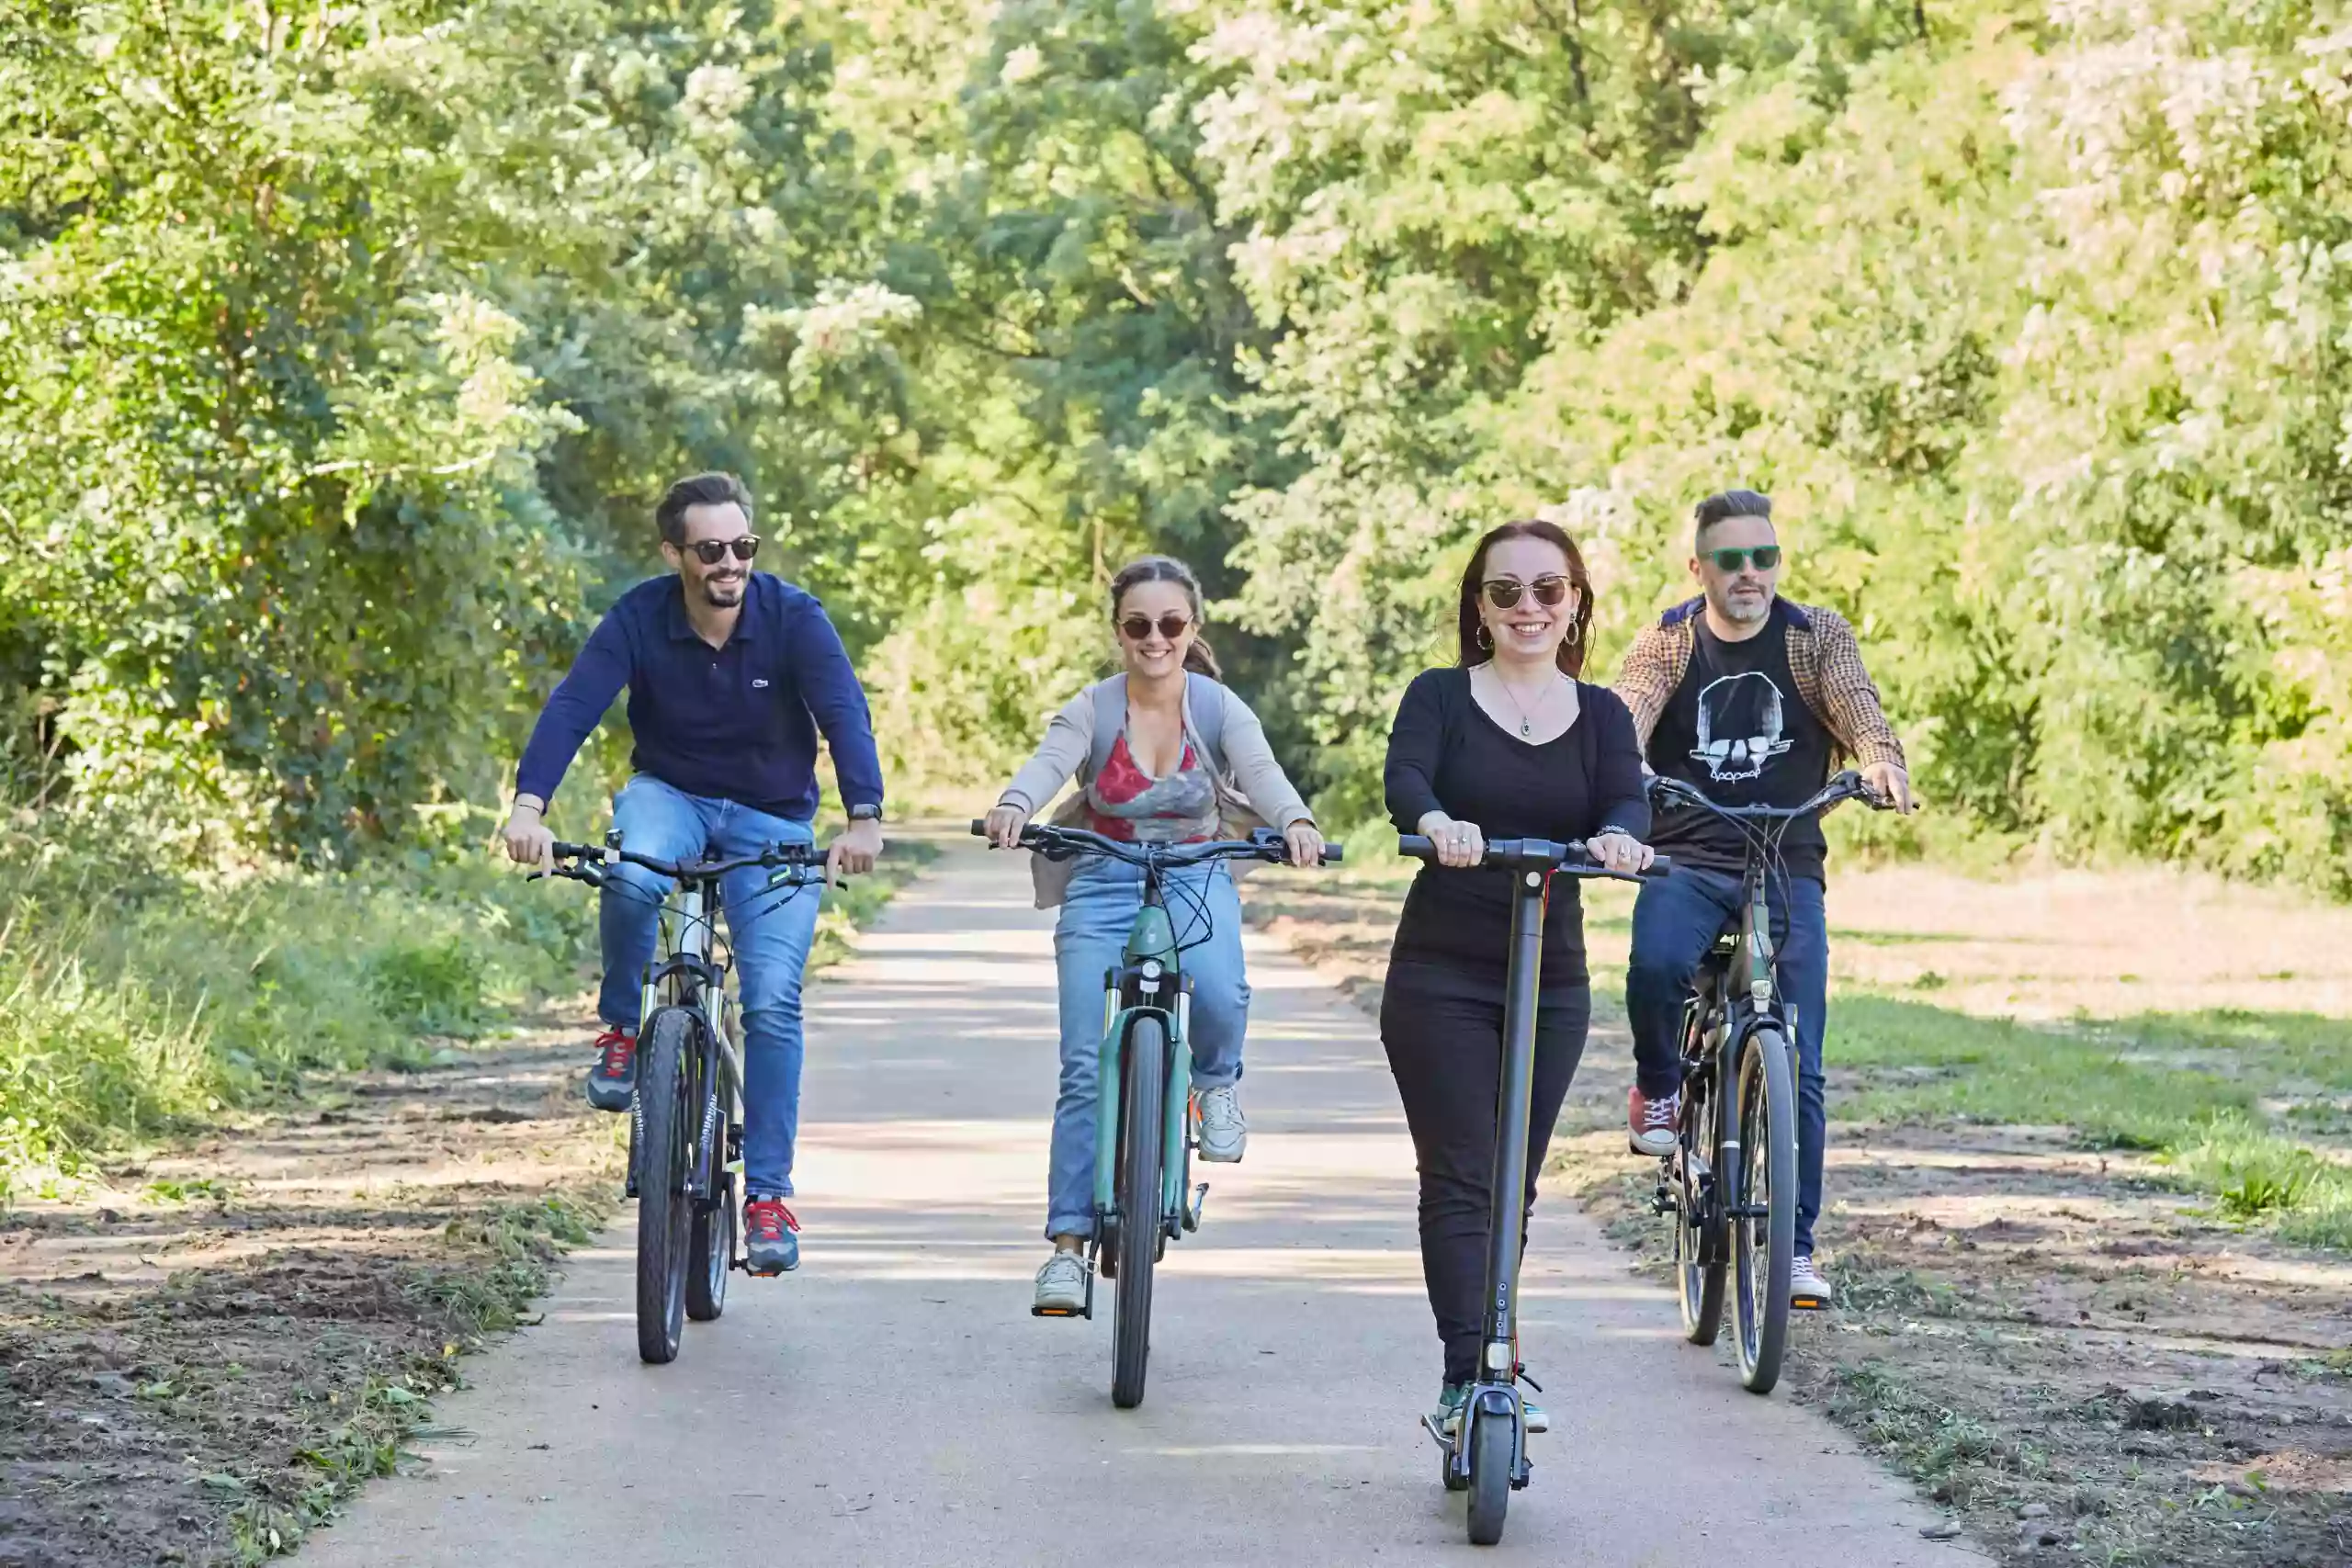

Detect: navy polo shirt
[514, 573, 885, 822]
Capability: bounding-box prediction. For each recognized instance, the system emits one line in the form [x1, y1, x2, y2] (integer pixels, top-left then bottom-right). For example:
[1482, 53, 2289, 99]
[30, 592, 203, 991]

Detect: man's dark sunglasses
[1118, 612, 1193, 642]
[685, 536, 761, 565]
[1703, 546, 1781, 573]
[1480, 575, 1573, 611]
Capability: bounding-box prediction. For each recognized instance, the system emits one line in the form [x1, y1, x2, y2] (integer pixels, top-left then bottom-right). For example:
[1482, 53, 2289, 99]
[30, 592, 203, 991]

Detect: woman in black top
[1381, 518, 1653, 1432]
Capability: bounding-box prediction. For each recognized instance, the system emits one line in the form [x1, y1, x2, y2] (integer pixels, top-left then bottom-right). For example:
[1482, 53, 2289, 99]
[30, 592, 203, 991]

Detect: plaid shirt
[1615, 596, 1906, 773]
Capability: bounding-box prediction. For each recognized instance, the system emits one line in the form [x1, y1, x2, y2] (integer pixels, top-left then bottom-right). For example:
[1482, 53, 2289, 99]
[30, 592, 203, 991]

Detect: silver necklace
[1489, 667, 1559, 738]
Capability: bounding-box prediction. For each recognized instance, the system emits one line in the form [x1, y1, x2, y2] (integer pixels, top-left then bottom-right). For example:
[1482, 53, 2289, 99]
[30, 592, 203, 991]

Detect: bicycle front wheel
[1111, 1014, 1169, 1410]
[1733, 1026, 1798, 1393]
[634, 1007, 697, 1365]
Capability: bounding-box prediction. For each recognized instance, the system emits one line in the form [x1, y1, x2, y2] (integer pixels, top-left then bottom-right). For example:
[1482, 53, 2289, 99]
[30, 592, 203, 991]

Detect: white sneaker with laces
[1790, 1254, 1832, 1310]
[1033, 1250, 1089, 1314]
[1195, 1084, 1247, 1163]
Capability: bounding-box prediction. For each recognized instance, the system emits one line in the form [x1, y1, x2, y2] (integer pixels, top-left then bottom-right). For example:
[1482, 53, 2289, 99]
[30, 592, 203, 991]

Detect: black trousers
[1379, 960, 1591, 1387]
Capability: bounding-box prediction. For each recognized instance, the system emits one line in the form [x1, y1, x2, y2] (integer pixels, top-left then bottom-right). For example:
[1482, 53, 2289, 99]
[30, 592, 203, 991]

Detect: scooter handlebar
[1396, 834, 1672, 880]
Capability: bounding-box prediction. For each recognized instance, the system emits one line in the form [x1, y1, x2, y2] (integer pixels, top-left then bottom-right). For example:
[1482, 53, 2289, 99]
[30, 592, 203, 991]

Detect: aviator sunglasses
[1118, 612, 1193, 643]
[684, 536, 762, 565]
[1480, 575, 1574, 611]
[1702, 545, 1781, 573]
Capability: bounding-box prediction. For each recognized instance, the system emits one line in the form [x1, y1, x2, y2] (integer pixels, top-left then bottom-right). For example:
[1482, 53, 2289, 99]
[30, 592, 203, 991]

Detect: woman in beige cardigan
[983, 557, 1323, 1315]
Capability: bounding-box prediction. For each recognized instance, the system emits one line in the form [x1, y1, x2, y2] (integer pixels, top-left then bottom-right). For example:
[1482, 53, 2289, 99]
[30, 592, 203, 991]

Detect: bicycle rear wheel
[634, 1008, 696, 1364]
[1675, 1063, 1725, 1346]
[1111, 1014, 1168, 1410]
[1733, 1026, 1797, 1393]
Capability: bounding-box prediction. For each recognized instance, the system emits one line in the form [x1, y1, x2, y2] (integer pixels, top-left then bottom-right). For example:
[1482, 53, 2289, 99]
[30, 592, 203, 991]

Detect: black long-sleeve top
[1384, 669, 1651, 992]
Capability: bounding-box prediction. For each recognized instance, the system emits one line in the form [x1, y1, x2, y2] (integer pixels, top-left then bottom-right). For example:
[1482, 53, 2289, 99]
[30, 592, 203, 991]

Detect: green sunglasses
[1703, 545, 1781, 572]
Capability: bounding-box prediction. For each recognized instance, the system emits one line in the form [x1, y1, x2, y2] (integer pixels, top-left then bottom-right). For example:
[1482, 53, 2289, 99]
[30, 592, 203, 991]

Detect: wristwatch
[848, 803, 883, 823]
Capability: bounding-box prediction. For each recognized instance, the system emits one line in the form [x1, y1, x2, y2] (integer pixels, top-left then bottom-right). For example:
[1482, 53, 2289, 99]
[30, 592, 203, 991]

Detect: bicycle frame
[1093, 890, 1194, 1235]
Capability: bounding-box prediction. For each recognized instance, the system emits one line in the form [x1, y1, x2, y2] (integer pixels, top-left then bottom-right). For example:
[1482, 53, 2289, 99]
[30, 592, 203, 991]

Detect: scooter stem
[1480, 865, 1550, 1375]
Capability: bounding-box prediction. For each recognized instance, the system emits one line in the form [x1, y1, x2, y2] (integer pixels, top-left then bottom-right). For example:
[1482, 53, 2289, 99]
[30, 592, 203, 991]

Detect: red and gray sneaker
[1628, 1085, 1681, 1158]
[744, 1196, 800, 1276]
[584, 1026, 638, 1112]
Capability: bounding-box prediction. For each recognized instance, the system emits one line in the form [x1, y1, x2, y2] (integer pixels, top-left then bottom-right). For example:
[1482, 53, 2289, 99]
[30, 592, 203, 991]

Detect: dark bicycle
[973, 820, 1339, 1409]
[543, 835, 824, 1364]
[1397, 832, 1670, 1547]
[1644, 768, 1889, 1393]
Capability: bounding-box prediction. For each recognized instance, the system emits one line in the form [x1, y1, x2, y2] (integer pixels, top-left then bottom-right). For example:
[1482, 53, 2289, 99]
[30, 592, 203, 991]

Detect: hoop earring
[1475, 624, 1493, 652]
[1565, 618, 1584, 646]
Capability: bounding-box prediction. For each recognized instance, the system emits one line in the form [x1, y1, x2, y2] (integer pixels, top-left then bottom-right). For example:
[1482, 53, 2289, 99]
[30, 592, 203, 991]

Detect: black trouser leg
[1380, 964, 1592, 1387]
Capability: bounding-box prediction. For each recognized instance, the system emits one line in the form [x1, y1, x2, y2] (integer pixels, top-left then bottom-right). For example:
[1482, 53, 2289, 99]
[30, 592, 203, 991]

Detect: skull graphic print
[1690, 671, 1795, 783]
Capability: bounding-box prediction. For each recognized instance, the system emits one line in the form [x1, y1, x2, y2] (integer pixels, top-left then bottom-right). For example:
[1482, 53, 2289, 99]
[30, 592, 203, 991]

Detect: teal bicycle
[972, 819, 1339, 1407]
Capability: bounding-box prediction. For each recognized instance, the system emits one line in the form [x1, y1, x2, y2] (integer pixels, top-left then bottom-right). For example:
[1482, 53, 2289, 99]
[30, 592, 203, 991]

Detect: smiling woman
[1378, 518, 1655, 1430]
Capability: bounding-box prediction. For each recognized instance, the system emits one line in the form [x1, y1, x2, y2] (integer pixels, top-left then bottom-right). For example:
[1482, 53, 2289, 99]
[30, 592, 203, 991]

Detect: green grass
[1832, 992, 2352, 1247]
[0, 822, 595, 1190]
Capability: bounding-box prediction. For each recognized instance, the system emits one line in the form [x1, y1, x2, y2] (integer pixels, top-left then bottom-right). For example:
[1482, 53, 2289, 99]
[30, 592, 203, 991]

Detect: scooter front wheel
[1465, 1409, 1511, 1545]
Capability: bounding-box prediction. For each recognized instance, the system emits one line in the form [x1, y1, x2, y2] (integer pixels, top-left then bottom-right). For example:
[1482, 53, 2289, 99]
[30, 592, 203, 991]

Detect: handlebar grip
[1398, 834, 1434, 859]
[968, 819, 987, 837]
[1644, 855, 1674, 876]
[1321, 845, 1343, 865]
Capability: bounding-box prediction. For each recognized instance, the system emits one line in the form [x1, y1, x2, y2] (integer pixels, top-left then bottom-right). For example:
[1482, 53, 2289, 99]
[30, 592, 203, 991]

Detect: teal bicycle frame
[1093, 899, 1197, 1236]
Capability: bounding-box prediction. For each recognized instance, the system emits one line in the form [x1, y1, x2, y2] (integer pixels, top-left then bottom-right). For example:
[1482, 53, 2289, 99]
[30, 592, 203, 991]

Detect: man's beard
[1714, 585, 1771, 623]
[701, 573, 745, 608]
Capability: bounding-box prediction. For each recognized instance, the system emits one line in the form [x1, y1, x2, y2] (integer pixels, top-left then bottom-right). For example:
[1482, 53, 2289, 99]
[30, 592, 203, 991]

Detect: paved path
[306, 844, 1967, 1565]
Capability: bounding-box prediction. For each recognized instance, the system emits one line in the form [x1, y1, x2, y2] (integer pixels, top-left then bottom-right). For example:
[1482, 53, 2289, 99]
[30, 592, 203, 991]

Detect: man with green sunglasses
[1614, 488, 1916, 1313]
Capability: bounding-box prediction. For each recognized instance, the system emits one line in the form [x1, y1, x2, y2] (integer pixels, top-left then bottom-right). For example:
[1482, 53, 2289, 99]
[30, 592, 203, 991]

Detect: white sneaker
[1033, 1250, 1088, 1315]
[1194, 1084, 1247, 1163]
[1790, 1254, 1832, 1310]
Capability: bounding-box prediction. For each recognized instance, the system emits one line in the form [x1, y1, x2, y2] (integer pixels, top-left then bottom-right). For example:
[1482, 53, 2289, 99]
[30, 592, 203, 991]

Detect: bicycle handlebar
[548, 839, 823, 882]
[1396, 836, 1673, 880]
[1645, 767, 1890, 822]
[967, 819, 1341, 867]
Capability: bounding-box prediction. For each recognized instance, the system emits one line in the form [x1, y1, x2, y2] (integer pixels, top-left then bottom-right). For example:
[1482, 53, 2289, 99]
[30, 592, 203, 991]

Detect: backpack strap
[1184, 671, 1228, 779]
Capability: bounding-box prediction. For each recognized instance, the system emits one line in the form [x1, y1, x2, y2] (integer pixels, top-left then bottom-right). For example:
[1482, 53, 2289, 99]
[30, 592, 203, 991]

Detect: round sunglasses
[1118, 612, 1193, 643]
[1480, 575, 1574, 611]
[683, 536, 761, 565]
[1702, 546, 1781, 572]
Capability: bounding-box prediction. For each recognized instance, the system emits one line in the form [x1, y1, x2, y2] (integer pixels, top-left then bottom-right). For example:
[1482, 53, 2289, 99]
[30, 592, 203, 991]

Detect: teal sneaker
[1434, 1382, 1469, 1436]
[743, 1196, 799, 1275]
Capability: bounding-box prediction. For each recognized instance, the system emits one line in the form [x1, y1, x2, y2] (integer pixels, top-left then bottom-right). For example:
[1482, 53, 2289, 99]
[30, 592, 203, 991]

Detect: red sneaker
[1628, 1085, 1681, 1158]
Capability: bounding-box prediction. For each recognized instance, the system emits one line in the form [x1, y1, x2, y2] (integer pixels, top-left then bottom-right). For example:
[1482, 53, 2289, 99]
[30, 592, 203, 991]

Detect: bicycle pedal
[1030, 1304, 1086, 1319]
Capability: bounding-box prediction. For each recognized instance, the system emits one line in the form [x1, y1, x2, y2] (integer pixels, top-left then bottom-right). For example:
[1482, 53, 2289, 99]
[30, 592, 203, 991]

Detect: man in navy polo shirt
[498, 472, 886, 1275]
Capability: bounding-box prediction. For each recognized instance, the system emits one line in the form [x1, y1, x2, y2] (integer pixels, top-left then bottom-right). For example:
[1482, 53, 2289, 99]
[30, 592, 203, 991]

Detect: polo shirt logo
[752, 678, 771, 689]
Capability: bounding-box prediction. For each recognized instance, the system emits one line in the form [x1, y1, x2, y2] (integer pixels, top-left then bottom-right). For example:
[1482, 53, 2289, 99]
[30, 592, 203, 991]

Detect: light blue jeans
[1046, 856, 1250, 1240]
[597, 775, 822, 1199]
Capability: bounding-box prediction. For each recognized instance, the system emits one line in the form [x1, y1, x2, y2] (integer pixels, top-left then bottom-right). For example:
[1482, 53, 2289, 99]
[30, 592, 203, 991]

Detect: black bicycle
[1644, 768, 1888, 1393]
[543, 835, 824, 1364]
[1398, 832, 1669, 1547]
[974, 820, 1338, 1408]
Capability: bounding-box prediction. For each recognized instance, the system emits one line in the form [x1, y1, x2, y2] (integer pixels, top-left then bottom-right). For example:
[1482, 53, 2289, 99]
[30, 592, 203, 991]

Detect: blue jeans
[1626, 865, 1829, 1256]
[597, 775, 821, 1199]
[1046, 857, 1250, 1240]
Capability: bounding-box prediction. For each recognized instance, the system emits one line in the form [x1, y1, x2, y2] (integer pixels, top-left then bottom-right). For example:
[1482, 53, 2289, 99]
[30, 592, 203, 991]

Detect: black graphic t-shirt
[1645, 615, 1835, 881]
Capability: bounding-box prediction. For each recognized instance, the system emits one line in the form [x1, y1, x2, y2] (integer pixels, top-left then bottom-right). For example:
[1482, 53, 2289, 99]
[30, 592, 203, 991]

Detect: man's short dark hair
[1693, 488, 1772, 547]
[656, 472, 754, 546]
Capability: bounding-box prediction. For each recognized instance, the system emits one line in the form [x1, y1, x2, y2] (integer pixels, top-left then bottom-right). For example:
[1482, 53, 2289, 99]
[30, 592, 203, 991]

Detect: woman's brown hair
[1109, 555, 1221, 678]
[1453, 519, 1594, 677]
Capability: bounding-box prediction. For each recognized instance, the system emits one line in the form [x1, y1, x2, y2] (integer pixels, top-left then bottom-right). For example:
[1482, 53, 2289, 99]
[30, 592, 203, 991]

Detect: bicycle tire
[1675, 1066, 1725, 1346]
[1465, 1407, 1511, 1546]
[1111, 1014, 1168, 1410]
[1733, 1026, 1798, 1393]
[686, 1167, 733, 1322]
[635, 1008, 695, 1364]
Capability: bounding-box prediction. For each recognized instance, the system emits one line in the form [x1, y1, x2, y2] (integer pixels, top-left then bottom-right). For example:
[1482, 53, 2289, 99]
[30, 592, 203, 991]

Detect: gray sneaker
[1195, 1084, 1247, 1163]
[1435, 1382, 1549, 1436]
[1033, 1250, 1089, 1316]
[1791, 1254, 1832, 1310]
